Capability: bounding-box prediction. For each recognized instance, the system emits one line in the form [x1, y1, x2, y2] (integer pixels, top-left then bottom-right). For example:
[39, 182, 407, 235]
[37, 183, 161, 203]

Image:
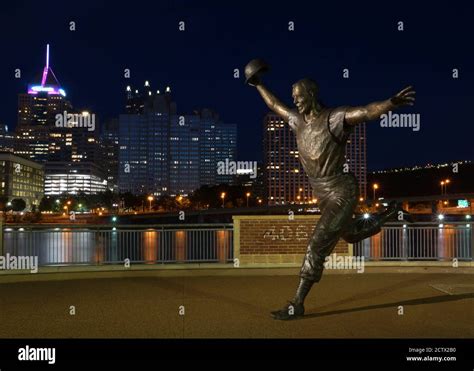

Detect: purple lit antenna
[41, 44, 49, 86]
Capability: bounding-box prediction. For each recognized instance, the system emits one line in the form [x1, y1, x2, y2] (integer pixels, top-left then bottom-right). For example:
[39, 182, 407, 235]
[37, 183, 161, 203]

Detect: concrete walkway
[0, 270, 473, 338]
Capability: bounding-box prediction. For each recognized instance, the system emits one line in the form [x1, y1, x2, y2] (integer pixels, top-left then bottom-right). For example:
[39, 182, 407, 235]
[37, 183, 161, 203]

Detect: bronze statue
[245, 59, 415, 320]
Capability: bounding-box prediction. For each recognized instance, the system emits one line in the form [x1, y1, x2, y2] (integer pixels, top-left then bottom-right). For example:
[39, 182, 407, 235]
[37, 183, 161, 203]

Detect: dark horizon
[1, 0, 472, 170]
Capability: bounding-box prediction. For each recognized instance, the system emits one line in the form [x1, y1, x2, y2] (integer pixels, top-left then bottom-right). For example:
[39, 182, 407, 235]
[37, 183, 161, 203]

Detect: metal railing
[353, 222, 473, 261]
[2, 224, 234, 266]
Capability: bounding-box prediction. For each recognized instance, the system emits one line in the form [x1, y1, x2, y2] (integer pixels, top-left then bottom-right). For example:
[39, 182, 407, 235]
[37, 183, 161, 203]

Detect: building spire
[41, 44, 50, 86]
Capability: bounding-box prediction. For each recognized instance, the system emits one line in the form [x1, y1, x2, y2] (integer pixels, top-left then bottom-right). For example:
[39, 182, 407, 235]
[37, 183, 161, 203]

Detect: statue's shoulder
[288, 109, 302, 131]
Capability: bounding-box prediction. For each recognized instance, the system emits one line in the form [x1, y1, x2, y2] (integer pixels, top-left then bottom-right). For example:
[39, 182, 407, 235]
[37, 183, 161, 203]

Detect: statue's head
[292, 78, 319, 114]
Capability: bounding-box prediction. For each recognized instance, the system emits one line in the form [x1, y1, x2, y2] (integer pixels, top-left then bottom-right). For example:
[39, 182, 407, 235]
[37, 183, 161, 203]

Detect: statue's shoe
[271, 301, 305, 320]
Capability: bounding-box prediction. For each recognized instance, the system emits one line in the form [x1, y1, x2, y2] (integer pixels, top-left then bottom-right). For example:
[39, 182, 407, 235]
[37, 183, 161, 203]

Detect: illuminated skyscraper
[15, 45, 106, 195]
[15, 44, 72, 162]
[345, 123, 367, 200]
[263, 113, 311, 205]
[119, 85, 236, 196]
[263, 113, 367, 204]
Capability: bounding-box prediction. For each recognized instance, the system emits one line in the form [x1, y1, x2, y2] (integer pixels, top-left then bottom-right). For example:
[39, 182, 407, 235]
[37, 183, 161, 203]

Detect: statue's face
[292, 84, 312, 114]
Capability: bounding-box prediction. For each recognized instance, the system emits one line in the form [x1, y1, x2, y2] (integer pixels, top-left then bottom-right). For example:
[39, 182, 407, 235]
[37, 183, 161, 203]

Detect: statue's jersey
[288, 106, 352, 180]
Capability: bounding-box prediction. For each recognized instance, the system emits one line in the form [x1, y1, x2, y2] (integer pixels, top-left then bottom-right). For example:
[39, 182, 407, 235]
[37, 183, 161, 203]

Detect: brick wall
[233, 215, 351, 265]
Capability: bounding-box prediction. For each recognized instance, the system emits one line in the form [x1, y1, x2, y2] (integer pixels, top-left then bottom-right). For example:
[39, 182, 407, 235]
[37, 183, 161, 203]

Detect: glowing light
[166, 86, 171, 92]
[126, 86, 131, 91]
[363, 213, 370, 219]
[466, 215, 471, 220]
[438, 214, 444, 221]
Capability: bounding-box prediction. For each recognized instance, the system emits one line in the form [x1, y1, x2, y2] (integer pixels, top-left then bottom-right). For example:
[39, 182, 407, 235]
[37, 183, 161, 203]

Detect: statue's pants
[300, 173, 383, 282]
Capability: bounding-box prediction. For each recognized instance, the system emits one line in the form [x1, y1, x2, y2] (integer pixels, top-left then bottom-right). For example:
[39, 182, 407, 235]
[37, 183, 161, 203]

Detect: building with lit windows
[100, 118, 119, 192]
[263, 112, 367, 205]
[15, 45, 105, 195]
[0, 124, 14, 153]
[44, 162, 107, 195]
[0, 152, 44, 210]
[346, 122, 367, 199]
[263, 113, 311, 205]
[15, 45, 72, 162]
[198, 109, 237, 187]
[119, 83, 237, 196]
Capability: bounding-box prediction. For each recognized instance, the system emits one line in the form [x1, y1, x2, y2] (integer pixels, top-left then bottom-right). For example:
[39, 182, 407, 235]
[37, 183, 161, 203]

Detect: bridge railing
[2, 224, 234, 266]
[352, 222, 473, 261]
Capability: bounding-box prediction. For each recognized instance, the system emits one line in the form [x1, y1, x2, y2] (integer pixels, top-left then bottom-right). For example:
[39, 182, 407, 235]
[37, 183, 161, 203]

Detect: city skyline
[0, 1, 472, 171]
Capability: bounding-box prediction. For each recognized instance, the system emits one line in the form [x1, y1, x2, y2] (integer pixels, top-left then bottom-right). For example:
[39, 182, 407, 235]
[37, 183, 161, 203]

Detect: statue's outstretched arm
[345, 86, 415, 126]
[255, 83, 293, 123]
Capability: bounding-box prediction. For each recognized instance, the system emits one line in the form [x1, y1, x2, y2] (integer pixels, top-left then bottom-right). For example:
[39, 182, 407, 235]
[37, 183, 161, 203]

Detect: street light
[440, 180, 445, 195]
[246, 192, 250, 207]
[445, 179, 450, 194]
[221, 192, 226, 208]
[147, 196, 153, 211]
[372, 184, 379, 201]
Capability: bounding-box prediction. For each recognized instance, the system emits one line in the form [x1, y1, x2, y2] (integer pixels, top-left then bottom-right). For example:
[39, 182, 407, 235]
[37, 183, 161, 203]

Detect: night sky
[1, 0, 472, 170]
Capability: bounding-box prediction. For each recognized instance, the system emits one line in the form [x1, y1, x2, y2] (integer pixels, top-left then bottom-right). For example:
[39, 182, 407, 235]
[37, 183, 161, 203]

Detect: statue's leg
[272, 177, 357, 320]
[299, 194, 357, 283]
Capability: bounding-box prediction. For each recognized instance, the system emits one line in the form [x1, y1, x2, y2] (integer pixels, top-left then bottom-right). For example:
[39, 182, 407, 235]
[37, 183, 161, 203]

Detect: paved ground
[0, 272, 473, 338]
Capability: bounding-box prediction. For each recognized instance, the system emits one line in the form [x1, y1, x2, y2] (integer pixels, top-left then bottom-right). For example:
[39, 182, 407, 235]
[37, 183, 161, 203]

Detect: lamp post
[445, 179, 450, 194]
[246, 192, 250, 207]
[147, 196, 153, 211]
[372, 184, 379, 201]
[440, 180, 445, 195]
[221, 192, 226, 208]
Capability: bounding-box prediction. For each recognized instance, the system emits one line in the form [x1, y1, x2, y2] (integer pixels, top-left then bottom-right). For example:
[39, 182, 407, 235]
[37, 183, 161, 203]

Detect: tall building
[198, 109, 237, 186]
[0, 152, 44, 210]
[263, 113, 311, 205]
[15, 45, 72, 162]
[15, 45, 106, 195]
[263, 113, 367, 205]
[100, 118, 119, 192]
[346, 123, 367, 199]
[118, 83, 237, 196]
